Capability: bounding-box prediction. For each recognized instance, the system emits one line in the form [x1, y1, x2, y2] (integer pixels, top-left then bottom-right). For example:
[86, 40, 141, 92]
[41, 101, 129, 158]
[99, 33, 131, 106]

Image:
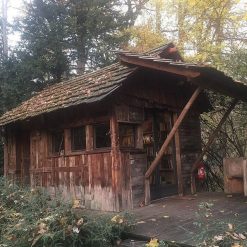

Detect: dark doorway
[143, 109, 178, 200]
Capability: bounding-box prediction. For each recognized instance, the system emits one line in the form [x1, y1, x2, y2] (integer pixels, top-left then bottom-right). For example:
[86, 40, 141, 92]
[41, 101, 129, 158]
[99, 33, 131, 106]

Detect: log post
[173, 113, 183, 196]
[190, 98, 238, 194]
[144, 87, 202, 205]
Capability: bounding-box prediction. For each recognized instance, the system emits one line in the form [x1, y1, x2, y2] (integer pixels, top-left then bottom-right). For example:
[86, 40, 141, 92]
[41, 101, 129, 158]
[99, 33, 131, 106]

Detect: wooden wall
[179, 113, 202, 192]
[3, 68, 207, 210]
[27, 122, 130, 212]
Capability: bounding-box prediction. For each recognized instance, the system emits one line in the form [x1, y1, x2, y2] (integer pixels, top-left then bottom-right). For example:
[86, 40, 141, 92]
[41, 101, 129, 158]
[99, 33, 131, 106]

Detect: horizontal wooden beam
[190, 98, 238, 194]
[120, 55, 201, 78]
[145, 87, 203, 179]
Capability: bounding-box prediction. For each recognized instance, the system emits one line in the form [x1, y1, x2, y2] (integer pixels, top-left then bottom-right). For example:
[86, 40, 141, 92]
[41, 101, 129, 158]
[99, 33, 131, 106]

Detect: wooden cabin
[1, 43, 247, 212]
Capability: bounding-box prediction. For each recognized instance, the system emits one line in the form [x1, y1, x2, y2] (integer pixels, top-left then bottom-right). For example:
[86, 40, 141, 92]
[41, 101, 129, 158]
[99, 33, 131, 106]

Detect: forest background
[0, 0, 247, 190]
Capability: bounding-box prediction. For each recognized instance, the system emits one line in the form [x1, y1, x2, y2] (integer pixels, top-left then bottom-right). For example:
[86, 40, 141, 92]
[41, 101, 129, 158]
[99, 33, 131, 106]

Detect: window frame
[50, 130, 65, 155]
[93, 122, 111, 149]
[70, 126, 86, 152]
[119, 123, 137, 149]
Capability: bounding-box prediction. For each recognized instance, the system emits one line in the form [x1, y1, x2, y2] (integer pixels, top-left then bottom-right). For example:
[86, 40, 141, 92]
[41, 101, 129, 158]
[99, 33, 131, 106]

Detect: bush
[0, 177, 132, 247]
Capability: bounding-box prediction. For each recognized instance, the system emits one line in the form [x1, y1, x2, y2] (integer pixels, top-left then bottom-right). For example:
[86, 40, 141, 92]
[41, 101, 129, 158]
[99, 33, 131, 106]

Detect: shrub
[0, 177, 132, 247]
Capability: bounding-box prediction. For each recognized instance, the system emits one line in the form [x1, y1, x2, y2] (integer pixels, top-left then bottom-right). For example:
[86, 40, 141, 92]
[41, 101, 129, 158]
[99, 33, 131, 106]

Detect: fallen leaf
[228, 223, 234, 231]
[136, 221, 146, 224]
[163, 215, 170, 218]
[239, 233, 246, 240]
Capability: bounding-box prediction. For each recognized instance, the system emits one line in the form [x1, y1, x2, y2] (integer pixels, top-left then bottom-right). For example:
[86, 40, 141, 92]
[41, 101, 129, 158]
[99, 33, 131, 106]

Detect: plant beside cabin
[0, 177, 132, 247]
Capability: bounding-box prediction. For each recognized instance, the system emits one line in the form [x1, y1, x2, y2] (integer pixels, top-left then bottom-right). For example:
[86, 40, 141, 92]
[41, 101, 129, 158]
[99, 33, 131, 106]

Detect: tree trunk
[2, 0, 8, 57]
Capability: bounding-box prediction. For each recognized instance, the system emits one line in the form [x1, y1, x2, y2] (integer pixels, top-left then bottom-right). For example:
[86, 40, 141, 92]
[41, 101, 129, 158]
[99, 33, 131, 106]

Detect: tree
[16, 0, 70, 82]
[122, 0, 166, 52]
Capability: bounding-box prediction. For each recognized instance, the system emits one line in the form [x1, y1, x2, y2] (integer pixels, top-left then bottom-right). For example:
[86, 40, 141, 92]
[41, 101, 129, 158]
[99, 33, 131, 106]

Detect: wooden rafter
[120, 54, 201, 78]
[190, 98, 238, 194]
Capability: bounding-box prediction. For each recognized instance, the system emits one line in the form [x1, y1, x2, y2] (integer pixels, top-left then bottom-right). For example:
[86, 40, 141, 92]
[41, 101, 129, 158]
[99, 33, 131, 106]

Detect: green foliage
[0, 177, 132, 247]
[193, 201, 247, 246]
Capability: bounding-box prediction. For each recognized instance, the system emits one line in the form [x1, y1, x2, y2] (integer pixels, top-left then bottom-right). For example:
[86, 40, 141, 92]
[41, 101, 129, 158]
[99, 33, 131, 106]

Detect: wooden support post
[144, 87, 202, 205]
[190, 98, 238, 194]
[110, 112, 121, 211]
[144, 178, 150, 205]
[173, 113, 183, 196]
[145, 87, 202, 179]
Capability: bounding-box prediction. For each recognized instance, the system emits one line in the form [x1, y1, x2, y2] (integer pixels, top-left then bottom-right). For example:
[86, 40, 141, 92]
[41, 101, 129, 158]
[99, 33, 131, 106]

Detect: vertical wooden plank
[4, 138, 8, 177]
[110, 111, 121, 211]
[64, 129, 71, 155]
[136, 125, 143, 149]
[86, 125, 94, 151]
[144, 178, 150, 205]
[173, 113, 183, 196]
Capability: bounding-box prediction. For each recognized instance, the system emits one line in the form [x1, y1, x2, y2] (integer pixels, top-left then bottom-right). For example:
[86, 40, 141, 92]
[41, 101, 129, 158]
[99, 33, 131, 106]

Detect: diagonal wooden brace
[190, 98, 238, 194]
[144, 87, 203, 205]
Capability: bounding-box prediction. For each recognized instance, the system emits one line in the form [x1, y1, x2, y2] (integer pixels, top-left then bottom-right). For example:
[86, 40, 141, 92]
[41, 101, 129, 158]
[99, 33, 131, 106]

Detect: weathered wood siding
[29, 129, 120, 211]
[129, 152, 147, 208]
[179, 113, 202, 192]
[5, 134, 16, 179]
[3, 69, 207, 210]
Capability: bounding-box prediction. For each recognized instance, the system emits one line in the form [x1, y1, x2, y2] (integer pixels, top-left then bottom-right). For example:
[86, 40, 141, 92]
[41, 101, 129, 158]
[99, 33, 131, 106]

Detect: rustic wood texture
[223, 158, 246, 195]
[173, 113, 183, 195]
[145, 87, 202, 179]
[179, 113, 202, 193]
[4, 67, 210, 211]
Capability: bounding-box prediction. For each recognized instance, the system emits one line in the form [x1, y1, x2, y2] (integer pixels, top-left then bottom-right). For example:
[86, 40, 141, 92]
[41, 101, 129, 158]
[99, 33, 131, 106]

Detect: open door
[143, 109, 178, 200]
[16, 132, 31, 184]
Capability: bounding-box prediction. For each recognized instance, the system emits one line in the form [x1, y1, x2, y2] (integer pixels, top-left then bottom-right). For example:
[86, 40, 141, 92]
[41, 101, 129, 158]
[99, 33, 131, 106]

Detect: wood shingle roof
[0, 63, 135, 126]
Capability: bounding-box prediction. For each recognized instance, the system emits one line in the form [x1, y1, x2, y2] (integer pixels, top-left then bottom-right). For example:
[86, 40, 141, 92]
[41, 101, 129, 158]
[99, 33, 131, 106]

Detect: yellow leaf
[146, 238, 159, 247]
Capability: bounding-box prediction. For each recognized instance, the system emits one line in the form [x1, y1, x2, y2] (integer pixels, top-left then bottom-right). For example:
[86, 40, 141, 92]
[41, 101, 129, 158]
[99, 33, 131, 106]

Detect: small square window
[94, 123, 111, 149]
[71, 126, 86, 151]
[51, 131, 64, 154]
[119, 124, 136, 148]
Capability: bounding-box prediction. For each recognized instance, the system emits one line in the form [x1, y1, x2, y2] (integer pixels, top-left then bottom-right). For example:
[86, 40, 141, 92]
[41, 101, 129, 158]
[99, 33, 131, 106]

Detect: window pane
[94, 123, 111, 148]
[71, 127, 86, 151]
[51, 131, 64, 154]
[119, 124, 136, 148]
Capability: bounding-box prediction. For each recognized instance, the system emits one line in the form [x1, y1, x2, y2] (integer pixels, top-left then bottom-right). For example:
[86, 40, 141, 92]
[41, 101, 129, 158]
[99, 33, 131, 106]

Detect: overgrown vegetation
[193, 202, 247, 246]
[0, 177, 132, 247]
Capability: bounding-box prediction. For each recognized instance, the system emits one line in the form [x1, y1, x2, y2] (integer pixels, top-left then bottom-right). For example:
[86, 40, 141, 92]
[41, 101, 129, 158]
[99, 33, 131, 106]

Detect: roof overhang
[119, 53, 247, 102]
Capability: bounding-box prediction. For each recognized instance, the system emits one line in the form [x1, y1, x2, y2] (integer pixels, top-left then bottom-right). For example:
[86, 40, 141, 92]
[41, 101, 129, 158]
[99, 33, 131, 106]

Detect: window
[119, 124, 136, 148]
[51, 131, 64, 154]
[94, 123, 111, 148]
[71, 126, 86, 151]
